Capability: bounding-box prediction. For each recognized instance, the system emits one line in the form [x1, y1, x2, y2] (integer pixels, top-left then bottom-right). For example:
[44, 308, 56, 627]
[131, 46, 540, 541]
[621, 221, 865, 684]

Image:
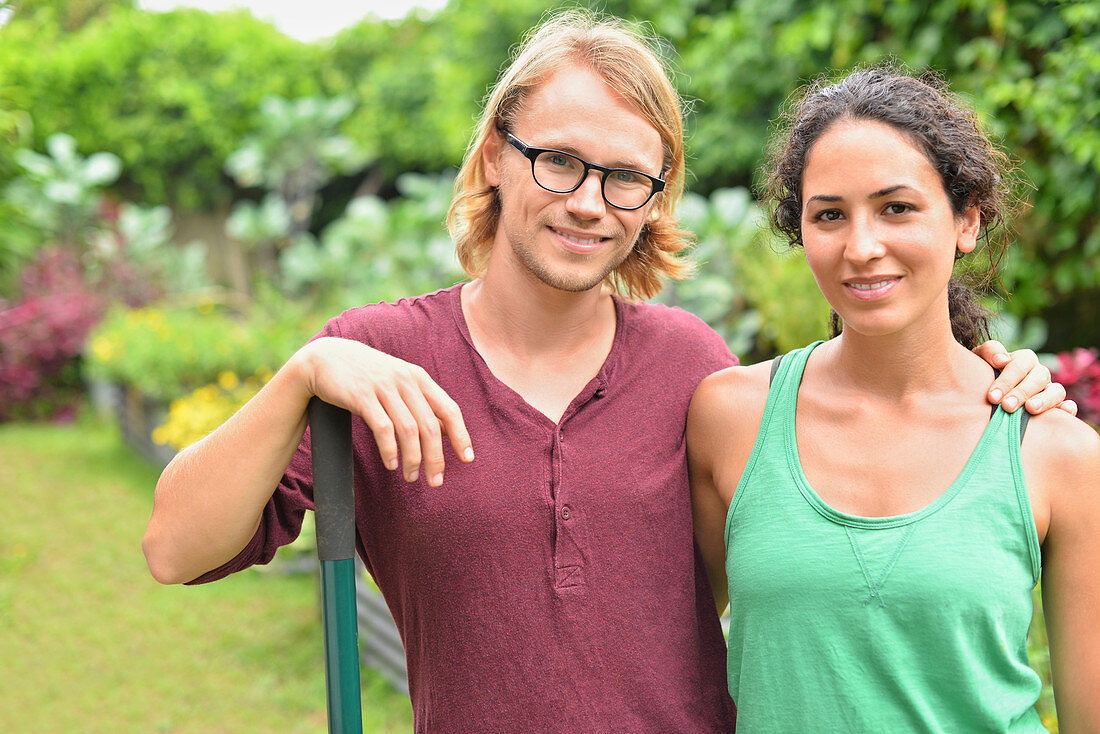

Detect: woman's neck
[825, 321, 983, 403]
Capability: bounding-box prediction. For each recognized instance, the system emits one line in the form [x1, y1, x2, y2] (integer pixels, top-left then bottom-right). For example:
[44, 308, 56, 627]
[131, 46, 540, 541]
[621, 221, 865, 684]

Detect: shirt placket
[550, 383, 604, 591]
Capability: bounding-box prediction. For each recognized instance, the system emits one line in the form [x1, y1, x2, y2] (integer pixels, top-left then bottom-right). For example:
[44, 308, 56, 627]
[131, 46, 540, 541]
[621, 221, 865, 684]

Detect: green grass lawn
[0, 411, 413, 733]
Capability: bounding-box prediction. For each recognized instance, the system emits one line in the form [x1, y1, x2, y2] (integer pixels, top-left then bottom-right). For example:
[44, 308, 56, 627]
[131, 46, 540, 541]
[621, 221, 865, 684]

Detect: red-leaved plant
[1051, 348, 1100, 427]
[0, 248, 105, 421]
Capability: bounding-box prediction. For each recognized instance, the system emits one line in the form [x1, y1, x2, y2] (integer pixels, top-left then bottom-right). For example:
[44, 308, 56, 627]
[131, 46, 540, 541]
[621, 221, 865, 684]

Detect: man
[143, 11, 1065, 732]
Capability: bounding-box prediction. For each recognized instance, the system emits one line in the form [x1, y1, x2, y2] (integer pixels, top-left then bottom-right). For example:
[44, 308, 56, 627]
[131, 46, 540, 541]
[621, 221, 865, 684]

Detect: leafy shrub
[278, 171, 466, 314]
[677, 0, 1100, 351]
[0, 5, 324, 209]
[152, 369, 270, 450]
[86, 299, 310, 401]
[663, 187, 830, 361]
[0, 248, 104, 421]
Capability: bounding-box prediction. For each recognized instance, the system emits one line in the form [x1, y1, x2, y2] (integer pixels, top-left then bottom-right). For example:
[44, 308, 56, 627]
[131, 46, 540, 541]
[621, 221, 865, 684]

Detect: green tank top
[725, 342, 1045, 733]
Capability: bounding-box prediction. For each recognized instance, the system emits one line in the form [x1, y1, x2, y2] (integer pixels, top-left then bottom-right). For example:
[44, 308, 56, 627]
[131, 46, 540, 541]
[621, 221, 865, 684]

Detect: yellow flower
[90, 336, 116, 363]
[217, 371, 240, 391]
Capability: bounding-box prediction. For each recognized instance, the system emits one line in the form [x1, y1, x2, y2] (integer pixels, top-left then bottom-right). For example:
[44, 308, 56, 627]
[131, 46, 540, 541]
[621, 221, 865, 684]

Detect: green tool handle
[310, 398, 355, 562]
[309, 398, 363, 734]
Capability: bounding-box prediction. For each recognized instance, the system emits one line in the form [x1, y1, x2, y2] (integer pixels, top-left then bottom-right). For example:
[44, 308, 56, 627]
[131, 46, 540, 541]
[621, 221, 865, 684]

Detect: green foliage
[323, 0, 551, 179]
[0, 4, 324, 208]
[663, 188, 831, 360]
[3, 132, 120, 247]
[226, 192, 294, 247]
[86, 301, 310, 400]
[3, 0, 133, 32]
[222, 93, 369, 287]
[677, 0, 1100, 350]
[89, 201, 211, 300]
[3, 0, 1096, 353]
[279, 172, 466, 313]
[225, 94, 366, 233]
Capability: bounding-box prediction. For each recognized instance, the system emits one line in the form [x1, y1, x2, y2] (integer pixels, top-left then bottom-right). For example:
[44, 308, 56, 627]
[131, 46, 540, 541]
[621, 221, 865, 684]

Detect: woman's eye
[885, 203, 911, 215]
[813, 209, 842, 222]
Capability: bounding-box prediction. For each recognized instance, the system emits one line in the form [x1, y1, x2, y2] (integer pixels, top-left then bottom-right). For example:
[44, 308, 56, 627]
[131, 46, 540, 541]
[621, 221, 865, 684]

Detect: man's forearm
[142, 352, 314, 585]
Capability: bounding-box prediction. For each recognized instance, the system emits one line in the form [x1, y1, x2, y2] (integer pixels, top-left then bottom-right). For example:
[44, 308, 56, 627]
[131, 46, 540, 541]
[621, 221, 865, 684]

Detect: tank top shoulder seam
[725, 343, 819, 546]
[1004, 407, 1042, 583]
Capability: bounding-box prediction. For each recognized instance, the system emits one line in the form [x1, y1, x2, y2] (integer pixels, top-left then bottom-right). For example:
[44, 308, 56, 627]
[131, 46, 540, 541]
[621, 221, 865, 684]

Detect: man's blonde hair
[446, 10, 693, 301]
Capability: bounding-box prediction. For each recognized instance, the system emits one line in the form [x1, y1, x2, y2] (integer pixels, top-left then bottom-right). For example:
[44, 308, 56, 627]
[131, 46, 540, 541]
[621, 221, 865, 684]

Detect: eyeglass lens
[532, 151, 656, 209]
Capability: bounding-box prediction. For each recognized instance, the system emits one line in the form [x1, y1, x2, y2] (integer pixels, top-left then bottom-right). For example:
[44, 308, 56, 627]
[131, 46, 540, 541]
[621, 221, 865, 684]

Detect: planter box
[355, 564, 409, 695]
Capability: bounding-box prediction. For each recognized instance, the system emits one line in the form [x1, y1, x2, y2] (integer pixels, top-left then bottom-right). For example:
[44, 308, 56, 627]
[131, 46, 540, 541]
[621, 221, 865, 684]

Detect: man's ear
[956, 203, 981, 255]
[483, 128, 504, 188]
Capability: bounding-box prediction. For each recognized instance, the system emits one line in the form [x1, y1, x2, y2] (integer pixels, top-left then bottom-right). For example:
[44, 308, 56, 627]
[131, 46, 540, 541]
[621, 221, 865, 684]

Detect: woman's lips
[843, 277, 900, 301]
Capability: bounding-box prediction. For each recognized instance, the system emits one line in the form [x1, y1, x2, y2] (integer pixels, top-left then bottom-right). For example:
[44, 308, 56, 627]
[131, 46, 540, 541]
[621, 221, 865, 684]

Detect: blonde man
[144, 11, 1063, 732]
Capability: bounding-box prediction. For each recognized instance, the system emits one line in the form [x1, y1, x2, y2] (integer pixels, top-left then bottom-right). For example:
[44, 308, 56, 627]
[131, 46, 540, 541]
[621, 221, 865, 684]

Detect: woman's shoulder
[693, 360, 773, 410]
[688, 361, 774, 449]
[1021, 409, 1100, 530]
[1022, 409, 1100, 477]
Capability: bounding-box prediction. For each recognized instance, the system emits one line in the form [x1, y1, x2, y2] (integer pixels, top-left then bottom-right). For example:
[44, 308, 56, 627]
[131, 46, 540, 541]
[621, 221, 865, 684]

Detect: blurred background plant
[1049, 348, 1100, 427]
[223, 93, 368, 295]
[86, 298, 306, 401]
[151, 367, 272, 450]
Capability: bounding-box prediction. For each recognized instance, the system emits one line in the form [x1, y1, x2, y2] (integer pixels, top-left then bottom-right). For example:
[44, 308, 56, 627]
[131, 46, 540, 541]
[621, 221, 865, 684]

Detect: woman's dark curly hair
[761, 63, 1021, 349]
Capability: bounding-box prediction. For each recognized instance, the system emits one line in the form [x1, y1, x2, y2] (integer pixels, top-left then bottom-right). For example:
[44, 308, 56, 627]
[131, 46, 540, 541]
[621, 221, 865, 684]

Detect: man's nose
[565, 171, 607, 219]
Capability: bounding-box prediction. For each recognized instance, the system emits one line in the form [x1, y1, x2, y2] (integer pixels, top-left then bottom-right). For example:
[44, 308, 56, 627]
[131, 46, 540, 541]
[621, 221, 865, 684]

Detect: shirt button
[561, 505, 571, 520]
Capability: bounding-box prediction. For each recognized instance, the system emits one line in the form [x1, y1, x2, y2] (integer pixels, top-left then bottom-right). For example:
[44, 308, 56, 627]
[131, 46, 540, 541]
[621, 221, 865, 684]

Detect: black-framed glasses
[501, 130, 665, 211]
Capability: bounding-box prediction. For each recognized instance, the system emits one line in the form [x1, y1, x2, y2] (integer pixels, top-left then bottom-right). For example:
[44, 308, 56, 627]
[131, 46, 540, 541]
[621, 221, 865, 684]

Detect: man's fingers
[376, 389, 423, 482]
[1023, 382, 1069, 416]
[974, 339, 1011, 369]
[987, 349, 1041, 410]
[999, 359, 1050, 413]
[423, 384, 474, 465]
[356, 397, 400, 471]
[398, 381, 448, 487]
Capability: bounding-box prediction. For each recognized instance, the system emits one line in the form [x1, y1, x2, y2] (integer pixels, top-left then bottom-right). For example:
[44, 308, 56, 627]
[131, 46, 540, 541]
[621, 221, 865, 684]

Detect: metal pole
[309, 398, 363, 734]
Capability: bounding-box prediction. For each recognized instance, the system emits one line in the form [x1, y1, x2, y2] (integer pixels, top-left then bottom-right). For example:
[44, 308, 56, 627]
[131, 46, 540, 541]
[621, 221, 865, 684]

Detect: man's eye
[609, 170, 646, 185]
[547, 154, 574, 168]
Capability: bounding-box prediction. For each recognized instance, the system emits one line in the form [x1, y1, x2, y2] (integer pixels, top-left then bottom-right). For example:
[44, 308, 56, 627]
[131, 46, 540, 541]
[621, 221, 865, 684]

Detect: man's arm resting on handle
[142, 336, 473, 585]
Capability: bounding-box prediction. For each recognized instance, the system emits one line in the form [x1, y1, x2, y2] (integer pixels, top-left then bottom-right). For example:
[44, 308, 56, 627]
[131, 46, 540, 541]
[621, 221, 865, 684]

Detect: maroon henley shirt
[192, 284, 737, 732]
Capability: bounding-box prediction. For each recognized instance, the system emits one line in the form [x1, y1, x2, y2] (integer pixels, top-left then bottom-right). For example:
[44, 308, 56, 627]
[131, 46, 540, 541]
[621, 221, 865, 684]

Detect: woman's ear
[956, 204, 981, 255]
[483, 128, 504, 188]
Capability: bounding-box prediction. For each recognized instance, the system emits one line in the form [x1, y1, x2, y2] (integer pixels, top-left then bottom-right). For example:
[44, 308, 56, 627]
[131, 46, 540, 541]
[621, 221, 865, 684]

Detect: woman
[688, 66, 1099, 732]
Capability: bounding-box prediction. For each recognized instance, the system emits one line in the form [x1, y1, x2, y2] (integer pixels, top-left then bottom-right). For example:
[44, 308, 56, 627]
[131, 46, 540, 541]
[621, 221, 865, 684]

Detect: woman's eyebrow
[868, 184, 912, 199]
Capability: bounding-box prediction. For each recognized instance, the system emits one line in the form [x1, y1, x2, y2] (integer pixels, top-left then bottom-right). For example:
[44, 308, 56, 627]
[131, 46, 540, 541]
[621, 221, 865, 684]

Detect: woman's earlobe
[956, 204, 982, 255]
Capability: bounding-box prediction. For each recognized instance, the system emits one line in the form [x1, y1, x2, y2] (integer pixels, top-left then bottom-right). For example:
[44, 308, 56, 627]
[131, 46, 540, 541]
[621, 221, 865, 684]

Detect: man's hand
[973, 340, 1077, 417]
[300, 337, 474, 487]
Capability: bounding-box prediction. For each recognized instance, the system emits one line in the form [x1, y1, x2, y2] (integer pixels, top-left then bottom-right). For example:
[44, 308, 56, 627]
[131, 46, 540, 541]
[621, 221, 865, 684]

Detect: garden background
[1, 0, 1097, 731]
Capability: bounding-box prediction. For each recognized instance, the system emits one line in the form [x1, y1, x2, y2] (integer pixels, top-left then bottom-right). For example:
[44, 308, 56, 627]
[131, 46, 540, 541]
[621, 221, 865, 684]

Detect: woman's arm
[687, 362, 772, 615]
[1023, 412, 1100, 732]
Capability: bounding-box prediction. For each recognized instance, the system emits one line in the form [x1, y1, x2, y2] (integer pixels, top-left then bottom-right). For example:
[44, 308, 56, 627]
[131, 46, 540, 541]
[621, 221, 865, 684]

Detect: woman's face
[799, 118, 980, 341]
